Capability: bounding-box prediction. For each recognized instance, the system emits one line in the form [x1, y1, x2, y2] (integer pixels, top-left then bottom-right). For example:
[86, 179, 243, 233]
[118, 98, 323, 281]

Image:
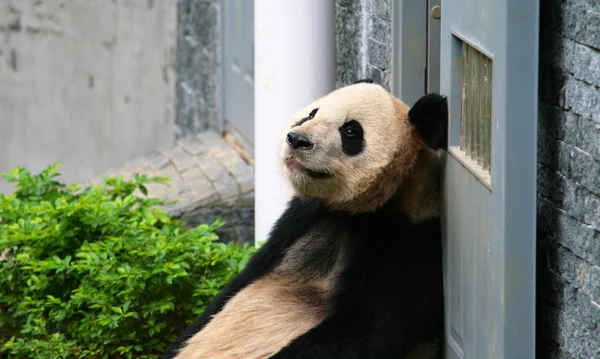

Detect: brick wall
[537, 0, 600, 357]
[335, 0, 392, 91]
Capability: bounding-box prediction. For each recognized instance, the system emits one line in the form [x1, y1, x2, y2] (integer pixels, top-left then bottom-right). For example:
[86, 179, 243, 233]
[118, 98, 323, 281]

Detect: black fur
[408, 93, 448, 150]
[353, 78, 374, 84]
[293, 108, 319, 127]
[162, 197, 444, 359]
[305, 168, 332, 179]
[293, 117, 310, 128]
[339, 120, 365, 156]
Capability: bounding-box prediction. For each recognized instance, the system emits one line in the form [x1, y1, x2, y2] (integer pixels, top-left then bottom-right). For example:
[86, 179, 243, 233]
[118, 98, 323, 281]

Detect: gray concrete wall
[537, 0, 600, 357]
[0, 0, 177, 193]
[335, 0, 392, 91]
[174, 0, 222, 139]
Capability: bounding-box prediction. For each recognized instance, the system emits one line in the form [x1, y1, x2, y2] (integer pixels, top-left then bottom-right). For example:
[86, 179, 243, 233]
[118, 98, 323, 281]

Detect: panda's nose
[286, 132, 314, 150]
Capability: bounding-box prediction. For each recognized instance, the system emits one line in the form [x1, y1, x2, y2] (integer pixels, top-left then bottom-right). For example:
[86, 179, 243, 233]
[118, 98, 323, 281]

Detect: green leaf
[111, 307, 124, 315]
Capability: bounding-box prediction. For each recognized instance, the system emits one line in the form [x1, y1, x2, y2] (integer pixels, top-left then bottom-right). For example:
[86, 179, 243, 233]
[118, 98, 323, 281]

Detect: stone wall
[174, 0, 222, 139]
[0, 0, 177, 193]
[537, 0, 600, 357]
[335, 0, 392, 91]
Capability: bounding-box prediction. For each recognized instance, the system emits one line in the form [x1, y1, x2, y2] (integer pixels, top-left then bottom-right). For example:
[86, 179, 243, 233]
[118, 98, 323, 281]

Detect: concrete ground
[87, 130, 255, 245]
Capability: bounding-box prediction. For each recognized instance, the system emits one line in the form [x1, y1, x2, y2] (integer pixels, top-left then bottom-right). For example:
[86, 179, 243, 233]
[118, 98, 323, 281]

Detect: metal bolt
[431, 5, 441, 19]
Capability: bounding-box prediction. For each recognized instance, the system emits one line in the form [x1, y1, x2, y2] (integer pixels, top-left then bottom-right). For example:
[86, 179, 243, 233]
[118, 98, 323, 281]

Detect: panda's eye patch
[293, 108, 319, 128]
[340, 120, 363, 139]
[339, 120, 364, 156]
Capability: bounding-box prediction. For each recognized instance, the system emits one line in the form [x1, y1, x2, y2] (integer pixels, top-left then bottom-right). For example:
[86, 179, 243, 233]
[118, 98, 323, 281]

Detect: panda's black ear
[353, 78, 374, 84]
[408, 93, 448, 150]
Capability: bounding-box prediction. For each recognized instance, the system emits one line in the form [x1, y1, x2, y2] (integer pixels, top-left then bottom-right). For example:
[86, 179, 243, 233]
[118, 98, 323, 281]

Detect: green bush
[0, 163, 256, 359]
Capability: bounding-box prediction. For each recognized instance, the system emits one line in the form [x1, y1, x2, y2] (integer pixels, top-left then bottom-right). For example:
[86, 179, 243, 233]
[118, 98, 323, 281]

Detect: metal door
[439, 0, 539, 358]
[222, 0, 255, 152]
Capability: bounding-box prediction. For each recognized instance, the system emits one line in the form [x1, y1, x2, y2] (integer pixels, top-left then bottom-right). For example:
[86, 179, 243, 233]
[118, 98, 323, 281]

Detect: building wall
[0, 0, 177, 193]
[537, 0, 600, 357]
[175, 0, 222, 139]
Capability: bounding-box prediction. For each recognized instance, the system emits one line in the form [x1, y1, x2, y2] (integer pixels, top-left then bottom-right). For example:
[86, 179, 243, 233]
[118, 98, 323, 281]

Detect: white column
[254, 0, 336, 245]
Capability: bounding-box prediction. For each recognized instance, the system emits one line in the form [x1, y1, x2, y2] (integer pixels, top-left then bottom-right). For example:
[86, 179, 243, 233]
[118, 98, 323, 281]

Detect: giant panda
[161, 80, 448, 359]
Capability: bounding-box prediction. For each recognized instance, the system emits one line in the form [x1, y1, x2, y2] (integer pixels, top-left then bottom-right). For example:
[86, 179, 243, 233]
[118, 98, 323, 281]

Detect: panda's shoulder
[265, 196, 344, 247]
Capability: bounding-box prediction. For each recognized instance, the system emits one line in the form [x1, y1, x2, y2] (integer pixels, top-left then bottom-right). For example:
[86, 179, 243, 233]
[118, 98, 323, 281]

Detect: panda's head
[279, 80, 448, 216]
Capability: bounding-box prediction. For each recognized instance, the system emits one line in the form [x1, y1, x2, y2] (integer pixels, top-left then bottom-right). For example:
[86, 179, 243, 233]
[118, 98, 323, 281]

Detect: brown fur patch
[174, 227, 346, 359]
[173, 275, 327, 359]
[386, 148, 442, 222]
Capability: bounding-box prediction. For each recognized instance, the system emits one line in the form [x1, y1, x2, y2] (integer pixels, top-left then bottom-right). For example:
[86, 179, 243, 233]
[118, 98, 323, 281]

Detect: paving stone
[198, 131, 230, 153]
[158, 163, 179, 181]
[212, 172, 240, 200]
[196, 153, 228, 182]
[188, 177, 216, 197]
[213, 147, 252, 171]
[173, 191, 200, 211]
[149, 153, 171, 170]
[236, 172, 254, 194]
[180, 135, 208, 156]
[168, 178, 191, 196]
[83, 130, 254, 230]
[169, 147, 197, 173]
[181, 167, 208, 184]
[188, 181, 220, 205]
[143, 183, 169, 200]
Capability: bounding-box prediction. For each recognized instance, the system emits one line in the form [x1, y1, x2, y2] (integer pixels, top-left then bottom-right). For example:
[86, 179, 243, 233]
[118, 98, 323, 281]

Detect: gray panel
[427, 0, 441, 94]
[222, 0, 255, 150]
[442, 153, 493, 358]
[392, 0, 427, 106]
[439, 0, 538, 358]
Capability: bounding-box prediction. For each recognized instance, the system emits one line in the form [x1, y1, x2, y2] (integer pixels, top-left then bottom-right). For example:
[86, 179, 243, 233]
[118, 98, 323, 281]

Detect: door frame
[392, 0, 539, 357]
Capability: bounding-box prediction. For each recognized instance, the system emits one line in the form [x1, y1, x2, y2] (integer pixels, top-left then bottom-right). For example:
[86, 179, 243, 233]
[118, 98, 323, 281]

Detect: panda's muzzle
[284, 156, 331, 179]
[286, 132, 314, 150]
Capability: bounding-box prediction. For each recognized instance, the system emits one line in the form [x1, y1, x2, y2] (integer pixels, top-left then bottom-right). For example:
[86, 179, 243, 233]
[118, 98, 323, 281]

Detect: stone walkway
[87, 130, 255, 244]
